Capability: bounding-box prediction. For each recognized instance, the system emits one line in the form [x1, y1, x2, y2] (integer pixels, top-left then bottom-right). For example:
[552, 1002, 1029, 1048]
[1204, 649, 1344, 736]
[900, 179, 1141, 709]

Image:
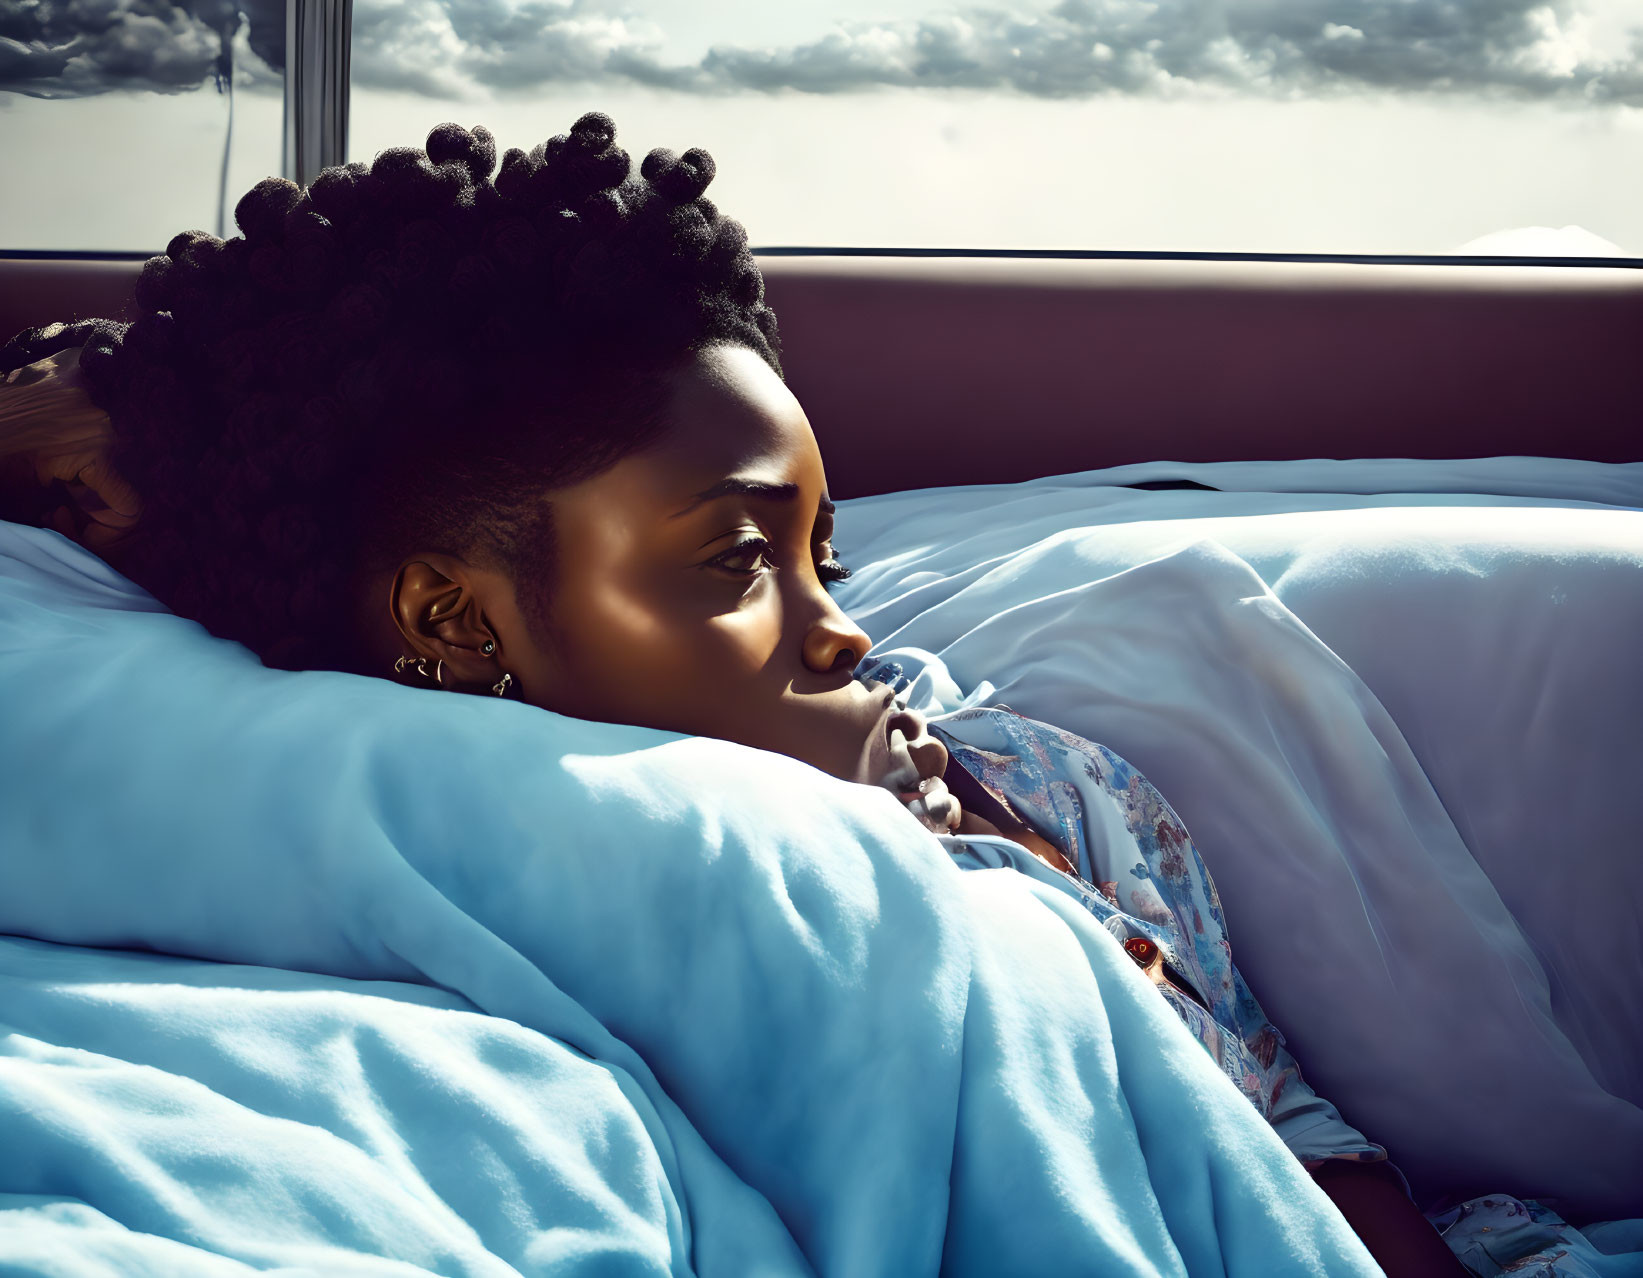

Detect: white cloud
[1450, 224, 1633, 254]
[1511, 5, 1586, 77]
[8, 0, 1643, 108]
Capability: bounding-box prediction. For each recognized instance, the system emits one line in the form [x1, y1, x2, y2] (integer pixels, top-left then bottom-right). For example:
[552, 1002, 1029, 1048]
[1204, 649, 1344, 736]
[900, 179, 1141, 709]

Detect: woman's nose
[801, 594, 872, 675]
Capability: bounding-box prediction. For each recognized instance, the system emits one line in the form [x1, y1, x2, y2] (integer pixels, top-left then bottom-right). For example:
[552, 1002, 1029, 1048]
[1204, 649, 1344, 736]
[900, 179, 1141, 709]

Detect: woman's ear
[389, 555, 499, 687]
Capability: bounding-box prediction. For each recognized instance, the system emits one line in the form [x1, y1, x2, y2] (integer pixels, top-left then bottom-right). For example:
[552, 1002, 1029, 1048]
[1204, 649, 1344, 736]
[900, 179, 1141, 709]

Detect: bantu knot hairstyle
[1, 114, 783, 672]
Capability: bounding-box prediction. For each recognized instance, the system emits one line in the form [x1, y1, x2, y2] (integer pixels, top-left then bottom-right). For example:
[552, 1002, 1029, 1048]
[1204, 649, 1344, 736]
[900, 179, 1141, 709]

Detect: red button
[1123, 936, 1158, 967]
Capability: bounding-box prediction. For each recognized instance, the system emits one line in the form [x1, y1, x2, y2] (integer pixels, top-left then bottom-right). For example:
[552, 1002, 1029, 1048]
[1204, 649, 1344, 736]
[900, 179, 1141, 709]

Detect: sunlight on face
[504, 341, 904, 784]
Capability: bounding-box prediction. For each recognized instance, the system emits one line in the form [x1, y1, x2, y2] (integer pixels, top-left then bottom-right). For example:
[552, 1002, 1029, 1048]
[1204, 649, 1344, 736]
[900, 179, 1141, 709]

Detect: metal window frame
[3, 246, 1638, 269]
[282, 0, 353, 188]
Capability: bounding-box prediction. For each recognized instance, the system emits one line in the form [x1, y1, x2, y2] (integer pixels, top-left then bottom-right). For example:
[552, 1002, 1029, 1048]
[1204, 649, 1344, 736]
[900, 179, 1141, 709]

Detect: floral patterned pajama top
[854, 655, 1388, 1174]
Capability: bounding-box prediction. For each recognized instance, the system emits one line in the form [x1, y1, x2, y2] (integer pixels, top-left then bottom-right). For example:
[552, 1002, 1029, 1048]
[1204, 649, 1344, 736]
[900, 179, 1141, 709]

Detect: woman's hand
[891, 753, 964, 834]
[871, 704, 963, 832]
[1309, 1160, 1470, 1276]
[0, 344, 141, 552]
[874, 695, 1076, 879]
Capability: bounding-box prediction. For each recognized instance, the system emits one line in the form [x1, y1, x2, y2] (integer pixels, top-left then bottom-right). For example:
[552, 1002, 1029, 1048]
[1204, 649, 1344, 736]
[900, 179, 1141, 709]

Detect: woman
[1, 113, 1468, 1274]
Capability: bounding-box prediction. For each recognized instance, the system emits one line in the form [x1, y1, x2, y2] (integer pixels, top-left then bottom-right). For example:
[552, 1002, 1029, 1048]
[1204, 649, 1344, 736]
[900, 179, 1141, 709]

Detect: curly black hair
[0, 112, 783, 673]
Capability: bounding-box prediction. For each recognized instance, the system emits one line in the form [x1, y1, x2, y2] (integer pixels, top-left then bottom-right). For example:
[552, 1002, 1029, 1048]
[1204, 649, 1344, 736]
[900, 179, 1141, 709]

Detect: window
[4, 0, 1638, 257]
[348, 0, 1642, 258]
[0, 0, 284, 253]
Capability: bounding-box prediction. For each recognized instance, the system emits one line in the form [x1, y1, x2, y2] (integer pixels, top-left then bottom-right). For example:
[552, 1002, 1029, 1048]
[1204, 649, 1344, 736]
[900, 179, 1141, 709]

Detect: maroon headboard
[0, 257, 143, 338]
[761, 256, 1642, 497]
[5, 253, 1638, 499]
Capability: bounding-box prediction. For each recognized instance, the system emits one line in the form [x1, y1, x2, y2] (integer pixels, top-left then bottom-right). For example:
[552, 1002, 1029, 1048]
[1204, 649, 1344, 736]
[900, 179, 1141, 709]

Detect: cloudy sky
[2, 0, 1639, 254]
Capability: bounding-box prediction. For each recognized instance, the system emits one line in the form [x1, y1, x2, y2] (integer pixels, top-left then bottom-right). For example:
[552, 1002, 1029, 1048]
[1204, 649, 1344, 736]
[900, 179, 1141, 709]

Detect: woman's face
[491, 341, 946, 790]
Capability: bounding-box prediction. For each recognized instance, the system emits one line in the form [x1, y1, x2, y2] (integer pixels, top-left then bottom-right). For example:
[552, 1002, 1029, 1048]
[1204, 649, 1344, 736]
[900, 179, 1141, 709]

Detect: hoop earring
[393, 654, 430, 680]
[492, 671, 513, 698]
[434, 659, 445, 687]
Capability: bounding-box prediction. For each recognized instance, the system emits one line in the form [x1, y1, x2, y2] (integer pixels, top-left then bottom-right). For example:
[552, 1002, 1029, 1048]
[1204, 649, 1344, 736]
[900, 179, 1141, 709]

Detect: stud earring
[482, 639, 495, 655]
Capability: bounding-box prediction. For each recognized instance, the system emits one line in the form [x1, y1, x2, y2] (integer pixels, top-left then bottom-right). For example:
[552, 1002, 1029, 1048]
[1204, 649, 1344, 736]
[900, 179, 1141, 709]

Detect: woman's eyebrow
[670, 478, 834, 519]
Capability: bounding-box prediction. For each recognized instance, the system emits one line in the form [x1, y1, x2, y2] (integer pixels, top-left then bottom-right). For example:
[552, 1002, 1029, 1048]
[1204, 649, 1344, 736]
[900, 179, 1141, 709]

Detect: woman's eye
[707, 536, 853, 586]
[818, 557, 853, 589]
[816, 539, 852, 590]
[710, 536, 774, 576]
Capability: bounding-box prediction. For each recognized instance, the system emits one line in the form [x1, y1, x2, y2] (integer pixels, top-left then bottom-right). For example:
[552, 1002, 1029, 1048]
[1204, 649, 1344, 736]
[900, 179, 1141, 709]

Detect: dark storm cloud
[343, 0, 625, 97]
[4, 0, 1638, 105]
[0, 0, 283, 97]
[353, 0, 1642, 106]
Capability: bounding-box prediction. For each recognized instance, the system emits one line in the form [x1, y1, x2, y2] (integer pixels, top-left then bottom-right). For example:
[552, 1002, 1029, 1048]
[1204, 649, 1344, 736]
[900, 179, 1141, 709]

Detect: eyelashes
[819, 557, 852, 584]
[709, 534, 852, 587]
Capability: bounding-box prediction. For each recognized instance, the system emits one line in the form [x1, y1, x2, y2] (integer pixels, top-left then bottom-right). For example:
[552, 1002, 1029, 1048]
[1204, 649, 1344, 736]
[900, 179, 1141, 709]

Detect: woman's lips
[859, 682, 898, 784]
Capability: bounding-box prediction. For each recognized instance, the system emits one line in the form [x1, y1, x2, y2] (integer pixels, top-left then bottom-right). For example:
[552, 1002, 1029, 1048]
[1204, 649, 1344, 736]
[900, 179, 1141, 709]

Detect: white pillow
[833, 465, 1643, 1219]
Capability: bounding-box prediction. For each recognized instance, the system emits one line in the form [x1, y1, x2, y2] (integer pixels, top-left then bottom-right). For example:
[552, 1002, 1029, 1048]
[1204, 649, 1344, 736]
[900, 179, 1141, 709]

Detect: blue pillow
[0, 517, 1384, 1276]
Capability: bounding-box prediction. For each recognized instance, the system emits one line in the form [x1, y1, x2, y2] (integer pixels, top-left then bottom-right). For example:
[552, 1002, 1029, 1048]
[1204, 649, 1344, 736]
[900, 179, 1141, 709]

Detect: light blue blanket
[0, 516, 1377, 1275]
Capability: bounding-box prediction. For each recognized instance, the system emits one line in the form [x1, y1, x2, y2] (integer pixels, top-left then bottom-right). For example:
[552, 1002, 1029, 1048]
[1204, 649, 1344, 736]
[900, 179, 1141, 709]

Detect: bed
[1, 254, 1640, 1275]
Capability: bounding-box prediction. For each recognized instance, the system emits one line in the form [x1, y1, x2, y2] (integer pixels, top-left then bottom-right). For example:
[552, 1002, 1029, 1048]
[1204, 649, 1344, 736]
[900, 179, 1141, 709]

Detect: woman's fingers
[899, 775, 961, 832]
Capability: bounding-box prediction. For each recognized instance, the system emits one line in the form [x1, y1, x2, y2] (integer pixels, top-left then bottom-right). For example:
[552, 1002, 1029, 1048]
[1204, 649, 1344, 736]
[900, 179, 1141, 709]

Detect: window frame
[285, 0, 353, 188]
